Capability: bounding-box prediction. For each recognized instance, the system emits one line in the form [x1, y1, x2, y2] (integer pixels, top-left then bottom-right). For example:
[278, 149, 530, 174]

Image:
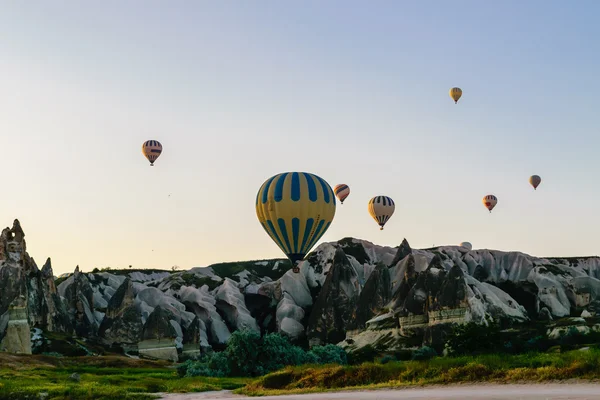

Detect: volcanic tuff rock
[3, 219, 600, 361]
[98, 278, 143, 345]
[58, 266, 97, 338]
[0, 220, 72, 348]
[307, 247, 361, 346]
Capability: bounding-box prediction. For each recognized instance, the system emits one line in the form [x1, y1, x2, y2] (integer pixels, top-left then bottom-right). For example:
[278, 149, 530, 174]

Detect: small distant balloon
[334, 184, 350, 204]
[482, 195, 497, 213]
[368, 196, 395, 230]
[460, 242, 473, 251]
[142, 140, 162, 166]
[449, 87, 462, 104]
[529, 175, 541, 190]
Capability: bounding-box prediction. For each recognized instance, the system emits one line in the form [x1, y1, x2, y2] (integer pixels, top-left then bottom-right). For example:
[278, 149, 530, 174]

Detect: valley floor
[3, 351, 600, 399]
[160, 384, 600, 400]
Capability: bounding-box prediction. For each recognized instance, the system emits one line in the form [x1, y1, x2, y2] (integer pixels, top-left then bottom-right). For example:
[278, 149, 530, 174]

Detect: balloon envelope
[368, 196, 395, 230]
[142, 140, 162, 166]
[333, 184, 350, 204]
[460, 242, 473, 251]
[529, 175, 541, 190]
[482, 195, 497, 212]
[449, 87, 462, 103]
[256, 172, 336, 270]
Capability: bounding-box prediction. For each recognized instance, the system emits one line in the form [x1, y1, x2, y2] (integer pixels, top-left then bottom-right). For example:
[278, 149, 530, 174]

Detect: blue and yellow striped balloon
[256, 172, 336, 271]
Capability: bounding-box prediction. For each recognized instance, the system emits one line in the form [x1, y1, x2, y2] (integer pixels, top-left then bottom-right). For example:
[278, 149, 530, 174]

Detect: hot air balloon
[529, 175, 541, 190]
[368, 196, 395, 230]
[333, 184, 350, 204]
[142, 140, 162, 166]
[256, 172, 336, 273]
[460, 242, 473, 251]
[449, 87, 462, 104]
[483, 195, 497, 213]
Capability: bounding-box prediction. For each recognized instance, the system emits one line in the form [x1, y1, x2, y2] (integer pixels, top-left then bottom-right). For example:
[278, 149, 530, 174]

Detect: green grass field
[0, 354, 249, 400]
[238, 348, 600, 396]
[4, 349, 600, 399]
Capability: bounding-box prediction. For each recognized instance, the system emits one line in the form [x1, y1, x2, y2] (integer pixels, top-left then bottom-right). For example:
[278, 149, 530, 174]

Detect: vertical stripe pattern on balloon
[256, 172, 336, 264]
[142, 140, 163, 165]
[368, 195, 395, 229]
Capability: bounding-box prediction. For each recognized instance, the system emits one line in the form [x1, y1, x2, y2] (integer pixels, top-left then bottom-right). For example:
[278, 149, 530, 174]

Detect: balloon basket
[292, 267, 300, 273]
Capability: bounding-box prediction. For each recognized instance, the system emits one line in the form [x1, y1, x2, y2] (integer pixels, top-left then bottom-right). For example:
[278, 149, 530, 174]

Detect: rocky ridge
[2, 220, 600, 360]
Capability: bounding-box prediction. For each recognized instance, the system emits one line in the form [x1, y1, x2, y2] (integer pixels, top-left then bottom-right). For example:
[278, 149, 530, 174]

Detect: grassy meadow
[0, 354, 249, 400]
[238, 348, 600, 396]
[3, 348, 600, 399]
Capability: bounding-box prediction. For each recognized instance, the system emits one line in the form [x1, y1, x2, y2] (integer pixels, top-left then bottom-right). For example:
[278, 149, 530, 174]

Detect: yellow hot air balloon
[449, 87, 462, 104]
[256, 172, 336, 273]
[333, 184, 350, 204]
[482, 195, 497, 213]
[529, 175, 541, 190]
[368, 196, 395, 230]
[142, 140, 162, 166]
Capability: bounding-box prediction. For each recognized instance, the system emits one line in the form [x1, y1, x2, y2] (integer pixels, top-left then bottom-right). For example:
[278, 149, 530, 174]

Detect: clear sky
[2, 1, 600, 275]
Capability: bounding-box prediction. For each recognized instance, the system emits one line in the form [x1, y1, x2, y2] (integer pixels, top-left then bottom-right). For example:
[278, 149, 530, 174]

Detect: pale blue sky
[2, 1, 600, 274]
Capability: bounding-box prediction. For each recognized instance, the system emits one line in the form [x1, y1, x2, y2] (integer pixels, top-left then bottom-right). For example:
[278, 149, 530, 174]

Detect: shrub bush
[445, 322, 504, 356]
[258, 332, 311, 374]
[182, 330, 349, 378]
[308, 344, 348, 365]
[379, 355, 395, 364]
[412, 346, 437, 361]
[225, 329, 263, 376]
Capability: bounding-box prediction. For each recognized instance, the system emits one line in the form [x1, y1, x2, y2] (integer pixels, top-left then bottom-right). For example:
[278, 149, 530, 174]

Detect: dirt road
[160, 383, 600, 399]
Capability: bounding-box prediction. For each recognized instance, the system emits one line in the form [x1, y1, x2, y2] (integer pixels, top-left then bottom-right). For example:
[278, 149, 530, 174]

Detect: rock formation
[0, 220, 72, 353]
[98, 278, 143, 346]
[58, 267, 97, 337]
[307, 247, 360, 346]
[3, 220, 600, 361]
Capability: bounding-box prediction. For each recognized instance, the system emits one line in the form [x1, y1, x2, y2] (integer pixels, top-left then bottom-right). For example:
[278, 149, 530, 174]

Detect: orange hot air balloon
[529, 175, 541, 190]
[482, 195, 497, 213]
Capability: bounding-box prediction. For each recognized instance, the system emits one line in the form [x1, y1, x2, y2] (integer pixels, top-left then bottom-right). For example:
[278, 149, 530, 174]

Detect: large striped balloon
[142, 140, 162, 166]
[256, 172, 336, 273]
[368, 196, 395, 230]
[333, 184, 350, 204]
